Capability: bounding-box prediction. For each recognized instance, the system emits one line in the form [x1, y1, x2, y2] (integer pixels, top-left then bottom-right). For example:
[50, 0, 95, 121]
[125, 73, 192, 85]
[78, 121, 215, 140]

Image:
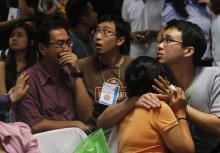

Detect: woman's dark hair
[5, 22, 37, 90]
[166, 0, 189, 18]
[125, 56, 174, 98]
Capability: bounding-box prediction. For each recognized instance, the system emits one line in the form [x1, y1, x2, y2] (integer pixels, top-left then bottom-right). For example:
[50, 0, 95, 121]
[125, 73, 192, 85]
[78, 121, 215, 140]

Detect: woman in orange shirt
[116, 56, 194, 153]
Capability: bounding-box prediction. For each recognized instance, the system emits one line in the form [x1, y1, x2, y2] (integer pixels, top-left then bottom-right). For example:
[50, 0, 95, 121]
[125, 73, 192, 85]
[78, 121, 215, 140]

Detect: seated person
[15, 16, 93, 133]
[116, 56, 194, 153]
[0, 22, 37, 122]
[78, 15, 132, 131]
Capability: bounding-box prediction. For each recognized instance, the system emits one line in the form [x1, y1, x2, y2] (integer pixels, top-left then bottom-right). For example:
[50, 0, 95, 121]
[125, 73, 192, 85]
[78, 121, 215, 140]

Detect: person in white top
[122, 0, 165, 58]
[210, 0, 220, 66]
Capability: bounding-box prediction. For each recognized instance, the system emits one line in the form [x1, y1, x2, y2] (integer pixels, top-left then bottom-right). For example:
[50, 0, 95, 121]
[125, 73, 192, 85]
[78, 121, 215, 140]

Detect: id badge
[99, 82, 120, 106]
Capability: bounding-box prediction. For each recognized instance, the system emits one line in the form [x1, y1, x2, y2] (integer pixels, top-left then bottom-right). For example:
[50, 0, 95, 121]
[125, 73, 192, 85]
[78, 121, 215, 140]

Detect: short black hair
[125, 56, 174, 98]
[35, 14, 69, 45]
[65, 0, 90, 27]
[165, 20, 207, 65]
[35, 14, 69, 59]
[98, 14, 130, 54]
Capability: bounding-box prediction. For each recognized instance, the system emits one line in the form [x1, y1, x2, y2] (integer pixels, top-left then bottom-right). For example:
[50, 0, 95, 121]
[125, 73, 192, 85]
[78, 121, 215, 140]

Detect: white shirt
[122, 0, 165, 58]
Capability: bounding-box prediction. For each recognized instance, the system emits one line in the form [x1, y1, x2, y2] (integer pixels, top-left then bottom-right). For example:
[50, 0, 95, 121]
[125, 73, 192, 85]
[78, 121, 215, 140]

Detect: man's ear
[117, 36, 125, 46]
[184, 46, 194, 58]
[38, 43, 46, 56]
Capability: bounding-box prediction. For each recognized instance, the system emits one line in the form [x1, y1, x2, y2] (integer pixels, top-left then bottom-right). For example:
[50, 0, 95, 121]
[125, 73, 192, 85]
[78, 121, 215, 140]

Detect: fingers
[8, 87, 14, 95]
[174, 87, 184, 99]
[10, 72, 30, 103]
[16, 72, 27, 82]
[83, 125, 92, 134]
[152, 85, 166, 95]
[59, 52, 77, 66]
[23, 84, 30, 93]
[158, 75, 170, 86]
[153, 78, 170, 95]
[136, 93, 161, 109]
[16, 73, 29, 90]
[81, 124, 92, 134]
[156, 94, 170, 102]
[136, 102, 153, 109]
[17, 72, 29, 81]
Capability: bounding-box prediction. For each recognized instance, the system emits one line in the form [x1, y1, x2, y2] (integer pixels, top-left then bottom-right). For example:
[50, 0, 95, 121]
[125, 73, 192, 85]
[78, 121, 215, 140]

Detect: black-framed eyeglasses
[157, 37, 183, 46]
[92, 28, 118, 37]
[48, 39, 73, 48]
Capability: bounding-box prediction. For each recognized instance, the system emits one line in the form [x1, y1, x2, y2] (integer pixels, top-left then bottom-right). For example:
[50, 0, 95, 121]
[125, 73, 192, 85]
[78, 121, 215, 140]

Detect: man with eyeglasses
[99, 19, 220, 153]
[78, 15, 132, 133]
[155, 19, 220, 153]
[14, 17, 93, 134]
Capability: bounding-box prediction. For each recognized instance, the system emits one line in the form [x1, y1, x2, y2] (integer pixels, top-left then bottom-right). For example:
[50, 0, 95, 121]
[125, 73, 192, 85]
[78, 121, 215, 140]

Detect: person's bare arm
[97, 93, 163, 129]
[187, 106, 220, 136]
[97, 97, 137, 129]
[43, 3, 59, 16]
[31, 119, 90, 134]
[0, 18, 22, 32]
[162, 119, 194, 153]
[0, 61, 7, 95]
[18, 0, 35, 18]
[59, 51, 93, 122]
[162, 88, 194, 153]
[74, 76, 93, 122]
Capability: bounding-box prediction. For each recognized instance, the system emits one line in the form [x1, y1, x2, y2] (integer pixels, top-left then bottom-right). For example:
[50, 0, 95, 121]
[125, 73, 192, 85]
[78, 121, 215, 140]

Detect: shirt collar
[37, 61, 71, 86]
[36, 61, 51, 86]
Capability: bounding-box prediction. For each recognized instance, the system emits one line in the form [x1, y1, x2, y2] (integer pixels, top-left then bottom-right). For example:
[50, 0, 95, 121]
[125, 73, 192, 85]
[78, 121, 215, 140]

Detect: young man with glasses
[98, 20, 220, 153]
[155, 19, 220, 153]
[78, 15, 132, 132]
[14, 17, 93, 134]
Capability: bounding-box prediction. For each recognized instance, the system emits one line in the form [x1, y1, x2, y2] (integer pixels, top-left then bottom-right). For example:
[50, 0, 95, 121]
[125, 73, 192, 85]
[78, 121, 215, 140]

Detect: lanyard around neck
[99, 56, 124, 83]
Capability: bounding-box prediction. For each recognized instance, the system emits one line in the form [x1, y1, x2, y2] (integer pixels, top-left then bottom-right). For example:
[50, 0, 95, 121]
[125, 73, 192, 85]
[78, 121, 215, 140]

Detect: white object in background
[34, 127, 87, 153]
[7, 7, 20, 21]
[169, 84, 176, 91]
[99, 83, 119, 106]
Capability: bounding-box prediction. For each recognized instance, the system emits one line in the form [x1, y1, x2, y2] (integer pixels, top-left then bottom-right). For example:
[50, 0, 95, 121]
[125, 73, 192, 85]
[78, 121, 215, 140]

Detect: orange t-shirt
[117, 102, 178, 153]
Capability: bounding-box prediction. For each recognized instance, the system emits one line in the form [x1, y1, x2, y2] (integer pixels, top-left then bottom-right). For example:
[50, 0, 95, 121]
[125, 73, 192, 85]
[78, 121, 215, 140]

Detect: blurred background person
[210, 0, 220, 66]
[66, 0, 98, 59]
[122, 0, 165, 58]
[0, 0, 38, 50]
[0, 23, 37, 122]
